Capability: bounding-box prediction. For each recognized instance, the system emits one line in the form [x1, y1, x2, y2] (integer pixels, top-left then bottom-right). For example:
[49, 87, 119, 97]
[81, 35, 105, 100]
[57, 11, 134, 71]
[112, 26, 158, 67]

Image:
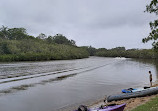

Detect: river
[0, 57, 157, 111]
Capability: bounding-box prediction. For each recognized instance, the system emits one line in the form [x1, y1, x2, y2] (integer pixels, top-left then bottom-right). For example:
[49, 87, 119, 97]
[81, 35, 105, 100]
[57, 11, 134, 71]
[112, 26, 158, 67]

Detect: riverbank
[131, 95, 158, 111]
[89, 83, 158, 111]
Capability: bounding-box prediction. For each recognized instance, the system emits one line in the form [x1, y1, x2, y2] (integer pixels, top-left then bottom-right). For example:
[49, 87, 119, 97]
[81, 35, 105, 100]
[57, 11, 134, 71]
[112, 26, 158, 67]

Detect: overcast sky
[0, 0, 156, 49]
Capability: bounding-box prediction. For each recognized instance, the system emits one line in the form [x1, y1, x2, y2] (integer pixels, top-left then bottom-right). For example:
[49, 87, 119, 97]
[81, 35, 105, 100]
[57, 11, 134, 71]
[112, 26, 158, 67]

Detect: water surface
[0, 57, 157, 111]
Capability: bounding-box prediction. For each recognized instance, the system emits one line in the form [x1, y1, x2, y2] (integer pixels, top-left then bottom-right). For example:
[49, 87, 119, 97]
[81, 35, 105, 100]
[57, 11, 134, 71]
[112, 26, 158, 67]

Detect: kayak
[107, 87, 158, 102]
[122, 88, 143, 93]
[75, 103, 126, 111]
[122, 87, 151, 93]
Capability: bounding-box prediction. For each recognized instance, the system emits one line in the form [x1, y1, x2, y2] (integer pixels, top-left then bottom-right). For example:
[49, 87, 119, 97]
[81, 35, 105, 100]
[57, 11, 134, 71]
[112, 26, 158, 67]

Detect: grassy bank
[131, 95, 158, 111]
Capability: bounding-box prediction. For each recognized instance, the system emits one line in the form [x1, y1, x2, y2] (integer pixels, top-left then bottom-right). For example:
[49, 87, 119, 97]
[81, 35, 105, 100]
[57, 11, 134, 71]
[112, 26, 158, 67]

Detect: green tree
[7, 28, 28, 40]
[81, 46, 96, 56]
[70, 39, 76, 46]
[37, 33, 47, 40]
[46, 35, 54, 44]
[142, 0, 158, 48]
[0, 26, 9, 39]
[0, 26, 32, 40]
[111, 47, 126, 51]
[52, 34, 76, 46]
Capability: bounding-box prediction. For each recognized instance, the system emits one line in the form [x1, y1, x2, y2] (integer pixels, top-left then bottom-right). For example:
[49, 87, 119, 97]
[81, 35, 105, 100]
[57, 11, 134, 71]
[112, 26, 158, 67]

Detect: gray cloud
[0, 0, 155, 49]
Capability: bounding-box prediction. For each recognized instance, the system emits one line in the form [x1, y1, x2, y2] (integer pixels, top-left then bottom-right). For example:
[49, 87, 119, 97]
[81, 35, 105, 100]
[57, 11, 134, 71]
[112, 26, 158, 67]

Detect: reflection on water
[0, 57, 157, 111]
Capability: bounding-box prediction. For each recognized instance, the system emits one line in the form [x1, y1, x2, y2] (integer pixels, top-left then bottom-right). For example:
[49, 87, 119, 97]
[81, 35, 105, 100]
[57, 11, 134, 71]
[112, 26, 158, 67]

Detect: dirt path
[90, 84, 158, 111]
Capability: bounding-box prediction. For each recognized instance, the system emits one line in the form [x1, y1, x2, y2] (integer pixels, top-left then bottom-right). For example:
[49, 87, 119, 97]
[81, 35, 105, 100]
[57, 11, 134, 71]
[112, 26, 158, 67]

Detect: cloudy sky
[0, 0, 156, 49]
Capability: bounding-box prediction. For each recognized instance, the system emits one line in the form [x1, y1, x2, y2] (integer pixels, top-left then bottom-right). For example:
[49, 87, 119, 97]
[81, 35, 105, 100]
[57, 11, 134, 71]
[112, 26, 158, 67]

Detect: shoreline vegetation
[0, 26, 158, 62]
[0, 26, 90, 62]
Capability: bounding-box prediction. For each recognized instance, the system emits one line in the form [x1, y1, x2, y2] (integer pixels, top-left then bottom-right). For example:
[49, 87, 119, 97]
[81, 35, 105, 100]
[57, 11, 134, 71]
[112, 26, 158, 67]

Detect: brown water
[0, 57, 157, 111]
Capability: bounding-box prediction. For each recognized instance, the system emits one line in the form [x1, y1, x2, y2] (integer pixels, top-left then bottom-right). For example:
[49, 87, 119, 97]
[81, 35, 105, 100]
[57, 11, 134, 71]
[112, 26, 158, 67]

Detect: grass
[131, 95, 158, 111]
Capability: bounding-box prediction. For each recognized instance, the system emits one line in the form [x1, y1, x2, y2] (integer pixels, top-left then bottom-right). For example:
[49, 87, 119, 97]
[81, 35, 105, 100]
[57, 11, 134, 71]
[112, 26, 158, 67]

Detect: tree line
[0, 26, 89, 61]
[0, 25, 157, 62]
[78, 46, 156, 59]
[0, 26, 76, 46]
[95, 47, 156, 59]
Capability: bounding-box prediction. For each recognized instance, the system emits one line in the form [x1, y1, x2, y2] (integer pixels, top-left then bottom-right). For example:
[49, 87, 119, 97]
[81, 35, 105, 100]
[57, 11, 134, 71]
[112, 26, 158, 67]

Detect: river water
[0, 57, 157, 111]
